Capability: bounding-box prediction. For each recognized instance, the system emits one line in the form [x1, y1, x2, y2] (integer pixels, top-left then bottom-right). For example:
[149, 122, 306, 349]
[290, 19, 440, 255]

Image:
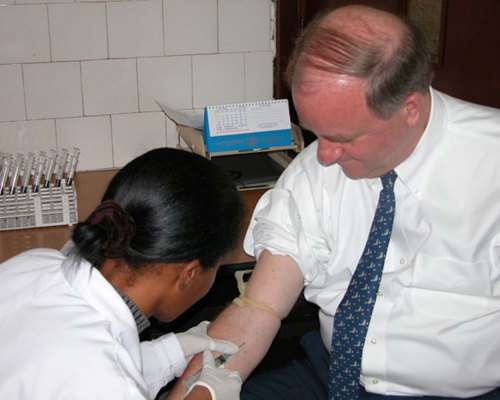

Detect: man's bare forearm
[167, 302, 281, 399]
[166, 252, 304, 400]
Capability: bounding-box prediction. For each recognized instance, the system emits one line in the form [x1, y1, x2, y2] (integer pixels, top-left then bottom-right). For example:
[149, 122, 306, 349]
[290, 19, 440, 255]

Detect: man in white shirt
[167, 5, 500, 400]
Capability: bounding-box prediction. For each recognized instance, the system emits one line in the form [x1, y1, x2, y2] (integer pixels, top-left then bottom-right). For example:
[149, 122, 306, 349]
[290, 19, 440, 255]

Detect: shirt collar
[395, 87, 446, 194]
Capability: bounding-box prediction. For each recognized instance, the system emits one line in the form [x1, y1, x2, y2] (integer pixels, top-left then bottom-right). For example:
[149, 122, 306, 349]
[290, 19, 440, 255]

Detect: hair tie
[86, 199, 136, 258]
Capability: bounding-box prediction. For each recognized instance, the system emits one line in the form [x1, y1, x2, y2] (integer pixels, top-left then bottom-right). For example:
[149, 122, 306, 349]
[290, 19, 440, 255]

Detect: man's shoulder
[278, 140, 346, 189]
[436, 90, 500, 130]
[292, 139, 319, 165]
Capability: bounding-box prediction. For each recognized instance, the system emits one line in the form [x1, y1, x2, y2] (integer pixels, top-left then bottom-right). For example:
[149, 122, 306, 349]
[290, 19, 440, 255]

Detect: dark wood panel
[273, 1, 300, 103]
[303, 0, 405, 20]
[432, 0, 500, 108]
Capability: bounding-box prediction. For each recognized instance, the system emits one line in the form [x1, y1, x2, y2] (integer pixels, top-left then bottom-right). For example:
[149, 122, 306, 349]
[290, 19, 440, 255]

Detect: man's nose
[317, 138, 343, 166]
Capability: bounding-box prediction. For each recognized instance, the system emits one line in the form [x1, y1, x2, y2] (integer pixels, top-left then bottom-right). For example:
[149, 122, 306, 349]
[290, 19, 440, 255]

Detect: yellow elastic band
[233, 295, 282, 320]
[232, 269, 282, 320]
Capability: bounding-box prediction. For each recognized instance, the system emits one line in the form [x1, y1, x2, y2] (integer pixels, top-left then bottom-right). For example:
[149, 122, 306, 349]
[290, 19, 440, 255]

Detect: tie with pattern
[328, 170, 397, 400]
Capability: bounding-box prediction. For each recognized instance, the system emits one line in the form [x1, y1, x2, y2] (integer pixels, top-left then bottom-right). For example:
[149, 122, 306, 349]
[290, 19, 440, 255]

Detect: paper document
[156, 101, 204, 130]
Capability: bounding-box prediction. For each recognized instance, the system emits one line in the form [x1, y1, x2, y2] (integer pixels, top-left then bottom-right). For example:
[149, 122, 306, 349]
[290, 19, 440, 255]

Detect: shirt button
[372, 379, 379, 384]
[296, 214, 301, 220]
[399, 257, 406, 265]
[377, 290, 384, 296]
[370, 338, 377, 345]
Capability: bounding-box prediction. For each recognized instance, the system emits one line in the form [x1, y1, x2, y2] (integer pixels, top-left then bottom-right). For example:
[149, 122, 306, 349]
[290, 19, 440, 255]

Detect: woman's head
[72, 148, 245, 271]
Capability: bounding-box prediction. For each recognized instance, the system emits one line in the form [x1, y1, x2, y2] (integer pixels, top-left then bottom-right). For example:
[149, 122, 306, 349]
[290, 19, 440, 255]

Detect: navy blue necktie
[328, 170, 397, 400]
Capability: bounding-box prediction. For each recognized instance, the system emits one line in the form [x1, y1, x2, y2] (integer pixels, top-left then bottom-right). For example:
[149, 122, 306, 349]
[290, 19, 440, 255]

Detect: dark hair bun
[72, 148, 245, 270]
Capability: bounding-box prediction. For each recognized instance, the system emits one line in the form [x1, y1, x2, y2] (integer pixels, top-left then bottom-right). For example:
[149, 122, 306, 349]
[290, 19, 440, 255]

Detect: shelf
[176, 123, 304, 159]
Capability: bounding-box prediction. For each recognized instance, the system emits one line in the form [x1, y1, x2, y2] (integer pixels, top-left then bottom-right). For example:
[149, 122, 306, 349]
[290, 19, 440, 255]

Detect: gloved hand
[176, 321, 239, 363]
[185, 350, 242, 400]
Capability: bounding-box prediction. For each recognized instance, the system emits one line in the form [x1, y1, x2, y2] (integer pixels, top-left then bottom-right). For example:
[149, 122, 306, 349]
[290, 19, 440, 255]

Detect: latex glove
[185, 350, 242, 400]
[176, 321, 239, 363]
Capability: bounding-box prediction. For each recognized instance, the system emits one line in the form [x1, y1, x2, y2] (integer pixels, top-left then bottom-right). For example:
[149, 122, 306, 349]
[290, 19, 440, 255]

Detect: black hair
[72, 148, 245, 270]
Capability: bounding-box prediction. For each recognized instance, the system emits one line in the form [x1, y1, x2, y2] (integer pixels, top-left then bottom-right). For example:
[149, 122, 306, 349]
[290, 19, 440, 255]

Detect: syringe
[182, 343, 245, 390]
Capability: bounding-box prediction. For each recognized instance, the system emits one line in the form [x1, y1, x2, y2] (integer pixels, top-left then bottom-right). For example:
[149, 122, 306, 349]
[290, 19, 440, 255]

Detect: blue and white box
[203, 100, 292, 153]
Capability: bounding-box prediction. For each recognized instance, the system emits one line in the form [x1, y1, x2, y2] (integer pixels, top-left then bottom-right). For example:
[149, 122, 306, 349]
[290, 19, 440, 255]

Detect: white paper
[156, 101, 204, 130]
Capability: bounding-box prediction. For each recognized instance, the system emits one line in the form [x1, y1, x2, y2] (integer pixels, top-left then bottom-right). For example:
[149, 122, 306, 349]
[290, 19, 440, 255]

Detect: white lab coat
[0, 248, 187, 399]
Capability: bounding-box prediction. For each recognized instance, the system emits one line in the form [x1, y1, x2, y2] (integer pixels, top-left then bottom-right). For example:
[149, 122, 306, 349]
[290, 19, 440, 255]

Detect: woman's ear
[177, 260, 201, 291]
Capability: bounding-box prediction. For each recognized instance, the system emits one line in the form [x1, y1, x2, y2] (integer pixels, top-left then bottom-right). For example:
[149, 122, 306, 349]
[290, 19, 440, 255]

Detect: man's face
[293, 75, 416, 179]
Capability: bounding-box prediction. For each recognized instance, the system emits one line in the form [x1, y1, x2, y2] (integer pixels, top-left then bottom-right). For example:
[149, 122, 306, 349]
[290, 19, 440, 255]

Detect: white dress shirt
[0, 248, 186, 399]
[244, 89, 500, 397]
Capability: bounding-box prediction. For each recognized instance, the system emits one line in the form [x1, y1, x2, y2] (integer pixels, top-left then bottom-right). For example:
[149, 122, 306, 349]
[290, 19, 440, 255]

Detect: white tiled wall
[0, 0, 275, 170]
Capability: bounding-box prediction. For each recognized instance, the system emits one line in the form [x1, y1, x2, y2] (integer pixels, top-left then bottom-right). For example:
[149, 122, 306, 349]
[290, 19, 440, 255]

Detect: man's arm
[167, 250, 305, 399]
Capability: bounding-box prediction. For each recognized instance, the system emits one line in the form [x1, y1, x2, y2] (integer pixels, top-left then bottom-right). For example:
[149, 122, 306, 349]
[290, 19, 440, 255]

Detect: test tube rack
[0, 183, 78, 231]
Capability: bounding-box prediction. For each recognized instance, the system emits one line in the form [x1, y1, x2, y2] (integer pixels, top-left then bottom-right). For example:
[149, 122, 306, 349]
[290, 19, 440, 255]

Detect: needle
[182, 342, 246, 389]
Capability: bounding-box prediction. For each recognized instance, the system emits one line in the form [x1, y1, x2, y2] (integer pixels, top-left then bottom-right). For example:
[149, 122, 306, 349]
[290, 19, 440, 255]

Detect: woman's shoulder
[2, 247, 64, 266]
[0, 248, 66, 285]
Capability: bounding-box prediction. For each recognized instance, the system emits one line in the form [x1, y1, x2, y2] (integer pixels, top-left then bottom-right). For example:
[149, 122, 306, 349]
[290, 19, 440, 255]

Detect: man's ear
[177, 260, 201, 291]
[404, 92, 424, 127]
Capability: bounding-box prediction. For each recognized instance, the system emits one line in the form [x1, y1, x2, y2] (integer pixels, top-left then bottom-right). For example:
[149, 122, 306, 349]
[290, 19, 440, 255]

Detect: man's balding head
[286, 5, 432, 119]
